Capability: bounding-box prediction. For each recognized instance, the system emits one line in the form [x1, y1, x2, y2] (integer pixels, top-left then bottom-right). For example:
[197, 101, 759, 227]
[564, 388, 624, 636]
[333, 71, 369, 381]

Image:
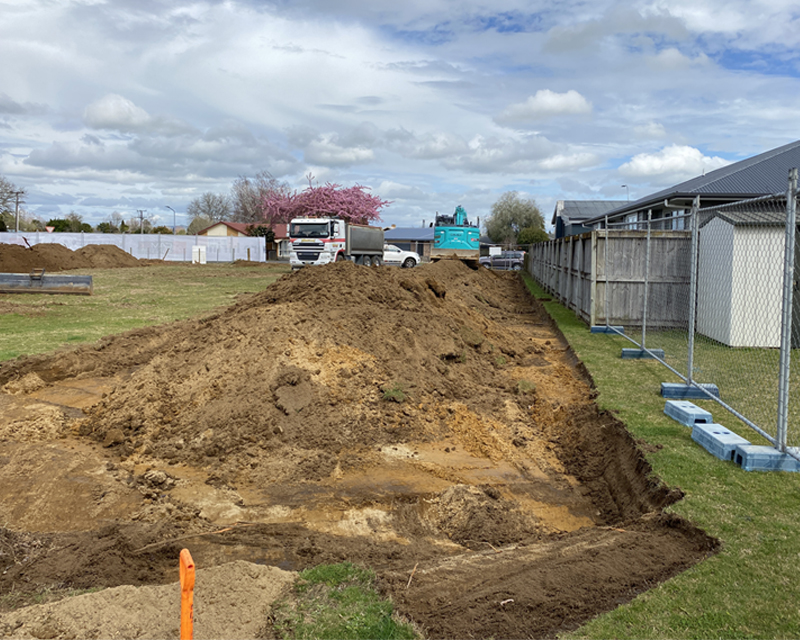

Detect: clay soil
[0, 250, 717, 639]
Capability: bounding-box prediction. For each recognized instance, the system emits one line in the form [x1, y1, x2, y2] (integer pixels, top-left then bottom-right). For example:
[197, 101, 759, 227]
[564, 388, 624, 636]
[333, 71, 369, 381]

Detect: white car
[383, 244, 420, 268]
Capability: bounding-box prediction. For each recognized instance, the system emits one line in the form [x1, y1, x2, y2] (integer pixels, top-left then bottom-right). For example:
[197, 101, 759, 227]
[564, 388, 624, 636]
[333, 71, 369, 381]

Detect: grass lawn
[0, 262, 291, 362]
[523, 275, 800, 640]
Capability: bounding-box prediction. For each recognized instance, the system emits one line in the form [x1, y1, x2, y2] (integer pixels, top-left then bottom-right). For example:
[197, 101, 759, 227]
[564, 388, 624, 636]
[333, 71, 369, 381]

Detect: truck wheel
[402, 257, 416, 268]
[371, 256, 382, 267]
[361, 256, 372, 266]
[336, 252, 346, 262]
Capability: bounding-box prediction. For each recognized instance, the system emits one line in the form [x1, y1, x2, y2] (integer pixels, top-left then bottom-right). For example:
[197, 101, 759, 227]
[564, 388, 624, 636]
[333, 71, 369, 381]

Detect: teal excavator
[430, 205, 480, 265]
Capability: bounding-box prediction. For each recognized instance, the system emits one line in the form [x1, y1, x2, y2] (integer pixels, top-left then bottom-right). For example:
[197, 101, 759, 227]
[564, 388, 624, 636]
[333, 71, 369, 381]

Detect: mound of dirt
[0, 242, 142, 272]
[0, 260, 717, 639]
[0, 560, 294, 640]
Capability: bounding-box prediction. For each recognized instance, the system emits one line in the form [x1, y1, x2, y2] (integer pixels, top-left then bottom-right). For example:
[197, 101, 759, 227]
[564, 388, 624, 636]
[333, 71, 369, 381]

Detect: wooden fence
[527, 230, 691, 327]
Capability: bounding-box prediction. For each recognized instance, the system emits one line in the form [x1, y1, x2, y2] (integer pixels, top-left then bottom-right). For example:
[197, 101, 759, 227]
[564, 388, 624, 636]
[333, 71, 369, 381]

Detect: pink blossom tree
[261, 176, 389, 225]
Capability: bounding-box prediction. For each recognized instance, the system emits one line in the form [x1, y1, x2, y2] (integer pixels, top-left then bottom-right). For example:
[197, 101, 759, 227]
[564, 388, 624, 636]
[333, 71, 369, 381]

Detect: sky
[2, 0, 800, 231]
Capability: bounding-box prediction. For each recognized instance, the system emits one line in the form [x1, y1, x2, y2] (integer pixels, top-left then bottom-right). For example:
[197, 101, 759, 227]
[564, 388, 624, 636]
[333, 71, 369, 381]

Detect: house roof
[552, 200, 625, 225]
[197, 221, 250, 235]
[384, 227, 434, 241]
[197, 221, 289, 238]
[702, 205, 787, 228]
[585, 139, 800, 225]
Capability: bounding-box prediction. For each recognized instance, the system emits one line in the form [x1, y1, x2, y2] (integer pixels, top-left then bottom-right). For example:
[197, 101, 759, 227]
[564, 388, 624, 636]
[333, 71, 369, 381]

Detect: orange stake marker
[180, 549, 196, 640]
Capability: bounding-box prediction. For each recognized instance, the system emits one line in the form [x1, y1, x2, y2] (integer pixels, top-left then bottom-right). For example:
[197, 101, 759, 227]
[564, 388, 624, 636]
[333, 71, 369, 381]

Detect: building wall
[204, 224, 244, 237]
[697, 220, 784, 348]
[697, 217, 735, 345]
[730, 225, 783, 347]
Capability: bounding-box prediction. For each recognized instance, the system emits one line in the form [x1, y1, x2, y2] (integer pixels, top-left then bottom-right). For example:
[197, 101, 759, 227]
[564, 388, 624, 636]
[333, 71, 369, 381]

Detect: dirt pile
[0, 242, 141, 272]
[0, 260, 716, 639]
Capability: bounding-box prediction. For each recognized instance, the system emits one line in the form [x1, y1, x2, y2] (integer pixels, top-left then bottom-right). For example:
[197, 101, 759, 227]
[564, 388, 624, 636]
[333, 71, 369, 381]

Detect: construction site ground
[0, 245, 716, 639]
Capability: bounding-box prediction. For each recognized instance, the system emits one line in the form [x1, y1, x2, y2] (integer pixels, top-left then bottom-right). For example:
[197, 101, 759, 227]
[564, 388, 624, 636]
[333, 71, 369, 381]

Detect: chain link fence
[529, 170, 800, 463]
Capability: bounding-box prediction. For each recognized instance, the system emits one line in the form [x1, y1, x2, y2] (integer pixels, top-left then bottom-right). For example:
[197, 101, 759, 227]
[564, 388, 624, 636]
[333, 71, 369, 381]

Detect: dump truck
[430, 205, 480, 264]
[289, 217, 384, 269]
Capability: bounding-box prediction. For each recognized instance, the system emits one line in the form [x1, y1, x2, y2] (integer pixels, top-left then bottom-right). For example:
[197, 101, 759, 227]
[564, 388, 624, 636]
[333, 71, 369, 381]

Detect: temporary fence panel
[528, 170, 800, 463]
[0, 232, 268, 263]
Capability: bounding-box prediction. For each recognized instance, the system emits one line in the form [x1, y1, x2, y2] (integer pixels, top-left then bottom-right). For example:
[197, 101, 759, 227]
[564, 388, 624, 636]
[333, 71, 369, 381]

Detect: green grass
[524, 275, 800, 640]
[0, 263, 290, 362]
[381, 382, 408, 403]
[272, 563, 417, 640]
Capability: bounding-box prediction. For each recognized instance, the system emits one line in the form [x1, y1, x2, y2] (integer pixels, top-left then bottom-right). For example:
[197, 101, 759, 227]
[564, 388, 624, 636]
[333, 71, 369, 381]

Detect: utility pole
[12, 190, 24, 233]
[137, 209, 146, 234]
[165, 205, 176, 234]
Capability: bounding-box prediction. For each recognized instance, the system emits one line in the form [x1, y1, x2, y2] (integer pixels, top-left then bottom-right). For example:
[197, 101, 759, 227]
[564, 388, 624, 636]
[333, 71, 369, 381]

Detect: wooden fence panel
[527, 230, 690, 327]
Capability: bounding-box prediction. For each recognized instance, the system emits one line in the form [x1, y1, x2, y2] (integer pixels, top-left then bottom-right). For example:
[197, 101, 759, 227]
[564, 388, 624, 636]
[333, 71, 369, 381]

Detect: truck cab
[289, 217, 384, 268]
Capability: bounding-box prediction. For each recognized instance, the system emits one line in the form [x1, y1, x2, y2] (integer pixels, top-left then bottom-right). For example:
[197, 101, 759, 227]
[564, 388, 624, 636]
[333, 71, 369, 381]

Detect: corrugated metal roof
[588, 139, 800, 223]
[384, 227, 434, 241]
[703, 206, 786, 228]
[554, 200, 625, 223]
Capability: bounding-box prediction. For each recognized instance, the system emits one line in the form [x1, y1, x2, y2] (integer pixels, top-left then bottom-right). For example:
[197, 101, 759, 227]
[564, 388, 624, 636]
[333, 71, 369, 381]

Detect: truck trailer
[289, 217, 384, 269]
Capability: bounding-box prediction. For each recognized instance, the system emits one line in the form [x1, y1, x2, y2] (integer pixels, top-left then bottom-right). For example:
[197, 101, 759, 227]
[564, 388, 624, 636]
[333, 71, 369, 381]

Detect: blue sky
[1, 0, 799, 230]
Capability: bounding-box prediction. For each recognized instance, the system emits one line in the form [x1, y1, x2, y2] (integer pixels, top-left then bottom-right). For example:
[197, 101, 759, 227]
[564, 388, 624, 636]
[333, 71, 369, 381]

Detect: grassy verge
[0, 263, 290, 362]
[524, 275, 800, 640]
[272, 563, 417, 640]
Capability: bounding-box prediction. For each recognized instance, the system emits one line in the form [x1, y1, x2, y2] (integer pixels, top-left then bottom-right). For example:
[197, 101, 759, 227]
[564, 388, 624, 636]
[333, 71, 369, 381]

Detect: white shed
[697, 208, 788, 348]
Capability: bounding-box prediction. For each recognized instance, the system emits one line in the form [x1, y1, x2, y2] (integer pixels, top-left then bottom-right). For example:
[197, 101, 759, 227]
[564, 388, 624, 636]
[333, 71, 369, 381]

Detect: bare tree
[230, 171, 291, 224]
[187, 192, 231, 224]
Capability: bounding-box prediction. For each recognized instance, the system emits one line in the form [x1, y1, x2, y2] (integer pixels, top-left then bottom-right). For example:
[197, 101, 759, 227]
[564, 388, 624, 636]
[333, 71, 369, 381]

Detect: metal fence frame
[529, 169, 800, 463]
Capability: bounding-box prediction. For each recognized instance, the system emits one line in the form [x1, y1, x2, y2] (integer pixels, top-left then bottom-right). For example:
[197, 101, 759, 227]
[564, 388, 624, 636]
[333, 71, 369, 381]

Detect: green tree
[46, 218, 71, 232]
[96, 221, 118, 233]
[485, 192, 544, 247]
[246, 224, 275, 243]
[64, 211, 92, 232]
[152, 225, 173, 234]
[187, 216, 212, 235]
[517, 226, 550, 245]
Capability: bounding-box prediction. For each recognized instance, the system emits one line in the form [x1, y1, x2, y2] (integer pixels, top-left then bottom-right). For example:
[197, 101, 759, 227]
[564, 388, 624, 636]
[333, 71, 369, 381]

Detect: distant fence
[528, 170, 800, 465]
[0, 231, 268, 262]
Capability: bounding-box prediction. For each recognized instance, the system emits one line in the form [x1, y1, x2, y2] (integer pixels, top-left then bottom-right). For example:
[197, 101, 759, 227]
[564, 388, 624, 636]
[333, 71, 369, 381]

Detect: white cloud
[634, 122, 667, 140]
[304, 135, 375, 166]
[539, 152, 600, 171]
[619, 145, 731, 183]
[495, 90, 592, 127]
[84, 94, 196, 136]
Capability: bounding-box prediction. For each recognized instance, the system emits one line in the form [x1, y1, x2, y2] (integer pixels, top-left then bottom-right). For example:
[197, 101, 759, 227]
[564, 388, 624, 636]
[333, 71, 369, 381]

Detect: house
[552, 201, 624, 239]
[197, 221, 251, 237]
[383, 227, 434, 258]
[582, 139, 800, 230]
[198, 221, 290, 260]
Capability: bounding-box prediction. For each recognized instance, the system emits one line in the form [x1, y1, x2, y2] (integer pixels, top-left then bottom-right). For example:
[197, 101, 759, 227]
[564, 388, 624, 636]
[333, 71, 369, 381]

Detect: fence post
[641, 210, 652, 350]
[686, 196, 700, 385]
[604, 215, 609, 327]
[776, 168, 798, 453]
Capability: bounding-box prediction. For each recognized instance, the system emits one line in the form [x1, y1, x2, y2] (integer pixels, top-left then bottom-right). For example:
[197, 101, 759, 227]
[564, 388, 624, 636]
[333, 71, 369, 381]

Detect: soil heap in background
[0, 243, 141, 272]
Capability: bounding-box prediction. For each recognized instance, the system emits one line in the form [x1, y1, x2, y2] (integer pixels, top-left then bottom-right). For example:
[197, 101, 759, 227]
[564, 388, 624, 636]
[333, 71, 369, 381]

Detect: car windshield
[385, 245, 400, 252]
[290, 223, 330, 238]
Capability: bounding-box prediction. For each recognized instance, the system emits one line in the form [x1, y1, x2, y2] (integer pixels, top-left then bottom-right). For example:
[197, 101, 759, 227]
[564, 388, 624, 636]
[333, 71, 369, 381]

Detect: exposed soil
[0, 256, 717, 639]
[0, 242, 142, 272]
